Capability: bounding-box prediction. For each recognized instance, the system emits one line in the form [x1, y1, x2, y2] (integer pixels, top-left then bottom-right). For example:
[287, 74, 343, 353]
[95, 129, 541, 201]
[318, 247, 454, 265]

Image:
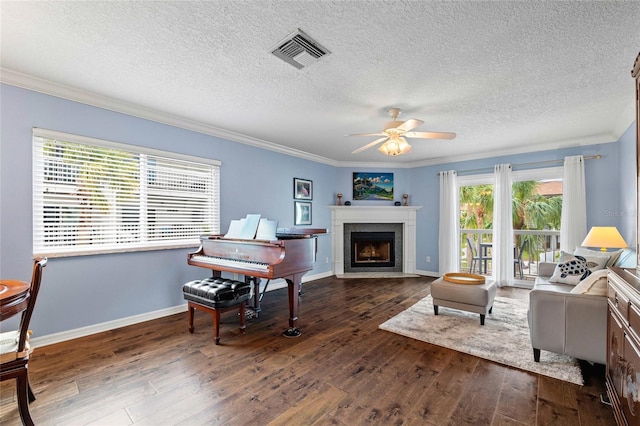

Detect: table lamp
[581, 226, 628, 252]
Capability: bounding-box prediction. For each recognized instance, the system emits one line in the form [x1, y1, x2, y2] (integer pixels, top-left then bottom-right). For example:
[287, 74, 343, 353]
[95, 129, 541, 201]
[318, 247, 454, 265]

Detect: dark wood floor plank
[577, 393, 619, 426]
[536, 398, 581, 426]
[492, 413, 530, 426]
[404, 350, 479, 423]
[0, 275, 616, 426]
[538, 375, 580, 410]
[266, 382, 347, 425]
[449, 359, 506, 425]
[495, 367, 538, 425]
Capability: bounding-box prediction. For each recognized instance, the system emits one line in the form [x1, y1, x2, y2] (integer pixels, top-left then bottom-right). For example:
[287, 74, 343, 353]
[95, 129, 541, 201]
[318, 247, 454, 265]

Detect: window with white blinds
[33, 129, 220, 257]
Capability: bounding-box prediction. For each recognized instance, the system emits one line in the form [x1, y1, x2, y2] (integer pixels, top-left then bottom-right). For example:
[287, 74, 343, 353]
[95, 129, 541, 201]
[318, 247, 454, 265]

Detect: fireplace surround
[329, 206, 421, 276]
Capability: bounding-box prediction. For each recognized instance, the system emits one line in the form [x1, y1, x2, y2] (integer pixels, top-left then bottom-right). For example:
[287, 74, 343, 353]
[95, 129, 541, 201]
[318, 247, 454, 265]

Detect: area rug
[379, 295, 583, 385]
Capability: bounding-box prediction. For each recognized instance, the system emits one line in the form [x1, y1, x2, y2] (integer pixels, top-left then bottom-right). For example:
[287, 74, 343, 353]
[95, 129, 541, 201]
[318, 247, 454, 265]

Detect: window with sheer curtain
[32, 129, 220, 257]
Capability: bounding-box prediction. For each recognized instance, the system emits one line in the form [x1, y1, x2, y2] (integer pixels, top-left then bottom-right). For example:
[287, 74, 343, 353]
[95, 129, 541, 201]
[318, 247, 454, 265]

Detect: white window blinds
[33, 128, 220, 257]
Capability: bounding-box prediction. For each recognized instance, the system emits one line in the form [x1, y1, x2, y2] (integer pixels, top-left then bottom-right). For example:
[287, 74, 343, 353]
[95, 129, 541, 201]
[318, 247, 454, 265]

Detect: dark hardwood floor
[1, 276, 615, 425]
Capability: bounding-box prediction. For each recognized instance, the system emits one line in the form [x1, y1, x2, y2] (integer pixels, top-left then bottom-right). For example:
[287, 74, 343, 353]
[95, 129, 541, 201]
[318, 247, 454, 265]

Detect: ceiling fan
[347, 107, 456, 156]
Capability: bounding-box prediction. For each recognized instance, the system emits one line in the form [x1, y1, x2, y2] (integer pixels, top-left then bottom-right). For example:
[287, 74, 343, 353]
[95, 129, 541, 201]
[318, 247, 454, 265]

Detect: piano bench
[182, 277, 252, 345]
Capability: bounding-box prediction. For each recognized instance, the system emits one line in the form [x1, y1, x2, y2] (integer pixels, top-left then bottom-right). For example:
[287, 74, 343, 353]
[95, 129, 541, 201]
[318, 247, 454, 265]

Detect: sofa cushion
[532, 279, 576, 293]
[574, 246, 621, 268]
[549, 252, 607, 285]
[570, 269, 608, 296]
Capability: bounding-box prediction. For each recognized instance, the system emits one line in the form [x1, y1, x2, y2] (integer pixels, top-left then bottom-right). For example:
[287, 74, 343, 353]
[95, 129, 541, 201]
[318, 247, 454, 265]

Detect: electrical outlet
[426, 256, 431, 263]
[325, 256, 329, 264]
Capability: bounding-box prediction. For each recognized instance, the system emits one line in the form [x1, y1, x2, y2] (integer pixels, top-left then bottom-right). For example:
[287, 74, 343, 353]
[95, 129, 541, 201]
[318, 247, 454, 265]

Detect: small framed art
[294, 177, 313, 200]
[294, 201, 312, 225]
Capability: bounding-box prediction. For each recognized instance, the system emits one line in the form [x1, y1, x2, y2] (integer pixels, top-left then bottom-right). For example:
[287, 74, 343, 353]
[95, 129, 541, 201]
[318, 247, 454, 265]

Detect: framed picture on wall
[353, 172, 394, 201]
[294, 178, 313, 200]
[294, 201, 312, 225]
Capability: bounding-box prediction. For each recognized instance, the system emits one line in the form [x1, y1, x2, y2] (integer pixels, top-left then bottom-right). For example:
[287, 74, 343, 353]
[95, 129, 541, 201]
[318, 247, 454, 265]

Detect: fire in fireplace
[351, 232, 395, 268]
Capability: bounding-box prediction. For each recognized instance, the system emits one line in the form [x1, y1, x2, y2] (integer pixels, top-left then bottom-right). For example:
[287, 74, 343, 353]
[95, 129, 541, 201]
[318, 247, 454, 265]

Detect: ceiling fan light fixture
[347, 106, 454, 156]
[378, 136, 411, 156]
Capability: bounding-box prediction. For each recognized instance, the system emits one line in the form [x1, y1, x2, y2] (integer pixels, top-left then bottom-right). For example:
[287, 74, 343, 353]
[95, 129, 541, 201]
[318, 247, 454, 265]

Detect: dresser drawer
[609, 284, 630, 322]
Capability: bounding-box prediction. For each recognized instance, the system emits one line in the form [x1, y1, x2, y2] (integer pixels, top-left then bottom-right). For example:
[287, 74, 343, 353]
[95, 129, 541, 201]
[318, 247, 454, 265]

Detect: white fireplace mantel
[329, 206, 421, 275]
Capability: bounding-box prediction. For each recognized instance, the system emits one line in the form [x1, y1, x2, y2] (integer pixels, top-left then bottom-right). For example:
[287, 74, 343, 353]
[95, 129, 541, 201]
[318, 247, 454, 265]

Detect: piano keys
[187, 228, 326, 337]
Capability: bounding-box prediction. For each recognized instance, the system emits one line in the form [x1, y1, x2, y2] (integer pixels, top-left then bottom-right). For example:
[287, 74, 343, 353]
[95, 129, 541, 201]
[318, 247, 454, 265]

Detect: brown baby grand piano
[187, 228, 325, 337]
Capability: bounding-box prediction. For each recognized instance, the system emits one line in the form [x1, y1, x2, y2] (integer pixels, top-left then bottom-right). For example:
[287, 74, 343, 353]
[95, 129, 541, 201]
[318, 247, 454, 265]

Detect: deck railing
[460, 228, 561, 282]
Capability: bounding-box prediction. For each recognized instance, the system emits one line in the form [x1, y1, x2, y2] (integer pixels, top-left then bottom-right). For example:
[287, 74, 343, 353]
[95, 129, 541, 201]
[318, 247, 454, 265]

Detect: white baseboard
[415, 269, 440, 277]
[31, 304, 189, 348]
[31, 270, 333, 349]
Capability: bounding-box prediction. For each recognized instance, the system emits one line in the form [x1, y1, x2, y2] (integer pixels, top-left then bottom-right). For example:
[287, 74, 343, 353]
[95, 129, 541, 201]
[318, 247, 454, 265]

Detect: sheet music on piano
[255, 218, 278, 241]
[223, 213, 267, 240]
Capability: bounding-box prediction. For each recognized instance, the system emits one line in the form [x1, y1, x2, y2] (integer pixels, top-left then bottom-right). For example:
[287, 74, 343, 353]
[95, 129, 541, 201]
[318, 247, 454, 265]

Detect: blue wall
[0, 83, 636, 338]
[0, 84, 335, 336]
[617, 123, 638, 246]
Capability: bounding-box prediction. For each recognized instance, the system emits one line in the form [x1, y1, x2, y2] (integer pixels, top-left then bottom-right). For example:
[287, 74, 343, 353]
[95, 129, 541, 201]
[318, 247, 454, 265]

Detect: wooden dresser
[608, 268, 640, 425]
[607, 50, 640, 426]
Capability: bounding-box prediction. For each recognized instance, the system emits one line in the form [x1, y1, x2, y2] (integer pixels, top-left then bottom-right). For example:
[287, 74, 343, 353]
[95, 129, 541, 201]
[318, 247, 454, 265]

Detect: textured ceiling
[1, 1, 639, 166]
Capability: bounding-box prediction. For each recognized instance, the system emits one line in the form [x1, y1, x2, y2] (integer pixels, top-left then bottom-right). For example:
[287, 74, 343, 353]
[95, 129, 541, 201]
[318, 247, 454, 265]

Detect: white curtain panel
[439, 170, 460, 273]
[492, 164, 514, 287]
[560, 155, 587, 252]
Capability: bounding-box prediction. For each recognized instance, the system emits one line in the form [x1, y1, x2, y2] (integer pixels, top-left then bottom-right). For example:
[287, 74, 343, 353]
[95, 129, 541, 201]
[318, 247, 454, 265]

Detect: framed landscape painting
[353, 172, 394, 201]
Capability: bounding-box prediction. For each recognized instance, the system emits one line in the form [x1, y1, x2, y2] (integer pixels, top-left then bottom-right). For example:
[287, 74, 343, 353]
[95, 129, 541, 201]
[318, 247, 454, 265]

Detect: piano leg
[245, 276, 262, 317]
[283, 273, 304, 338]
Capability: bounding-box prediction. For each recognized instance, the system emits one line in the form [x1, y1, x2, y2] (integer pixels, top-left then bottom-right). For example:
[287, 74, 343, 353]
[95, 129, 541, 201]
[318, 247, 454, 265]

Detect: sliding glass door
[458, 167, 563, 285]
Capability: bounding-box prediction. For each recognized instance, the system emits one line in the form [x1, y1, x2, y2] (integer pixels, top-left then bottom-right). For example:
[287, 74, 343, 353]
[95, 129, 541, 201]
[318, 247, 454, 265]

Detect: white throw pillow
[570, 269, 609, 296]
[574, 246, 621, 268]
[549, 251, 608, 285]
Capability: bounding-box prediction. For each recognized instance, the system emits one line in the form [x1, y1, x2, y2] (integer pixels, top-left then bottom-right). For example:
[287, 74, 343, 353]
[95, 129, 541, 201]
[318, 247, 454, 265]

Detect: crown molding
[2, 68, 632, 171]
[330, 133, 618, 169]
[0, 68, 338, 166]
[395, 133, 619, 169]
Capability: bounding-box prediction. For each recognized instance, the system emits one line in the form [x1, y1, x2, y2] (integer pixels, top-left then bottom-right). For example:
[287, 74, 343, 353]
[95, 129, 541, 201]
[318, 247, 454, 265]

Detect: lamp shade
[581, 226, 628, 251]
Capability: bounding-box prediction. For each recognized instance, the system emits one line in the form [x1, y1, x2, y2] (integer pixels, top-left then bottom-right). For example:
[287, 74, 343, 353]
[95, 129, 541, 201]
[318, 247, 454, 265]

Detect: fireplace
[329, 206, 421, 275]
[351, 232, 395, 268]
[343, 223, 402, 273]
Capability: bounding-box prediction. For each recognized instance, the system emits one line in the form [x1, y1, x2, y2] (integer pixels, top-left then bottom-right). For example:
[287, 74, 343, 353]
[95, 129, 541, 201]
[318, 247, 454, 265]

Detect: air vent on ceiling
[271, 29, 330, 70]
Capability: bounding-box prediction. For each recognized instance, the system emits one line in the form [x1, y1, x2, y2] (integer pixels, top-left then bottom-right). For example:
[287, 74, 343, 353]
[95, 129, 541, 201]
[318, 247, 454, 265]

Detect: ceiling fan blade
[351, 136, 389, 154]
[405, 131, 456, 140]
[345, 132, 386, 137]
[397, 119, 424, 132]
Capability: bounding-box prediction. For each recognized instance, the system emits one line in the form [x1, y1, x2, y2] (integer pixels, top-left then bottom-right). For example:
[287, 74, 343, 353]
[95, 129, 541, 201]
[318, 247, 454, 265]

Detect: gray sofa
[527, 248, 636, 364]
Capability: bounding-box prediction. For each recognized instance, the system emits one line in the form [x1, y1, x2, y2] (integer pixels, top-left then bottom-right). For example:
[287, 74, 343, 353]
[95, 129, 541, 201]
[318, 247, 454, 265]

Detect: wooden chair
[0, 257, 47, 426]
